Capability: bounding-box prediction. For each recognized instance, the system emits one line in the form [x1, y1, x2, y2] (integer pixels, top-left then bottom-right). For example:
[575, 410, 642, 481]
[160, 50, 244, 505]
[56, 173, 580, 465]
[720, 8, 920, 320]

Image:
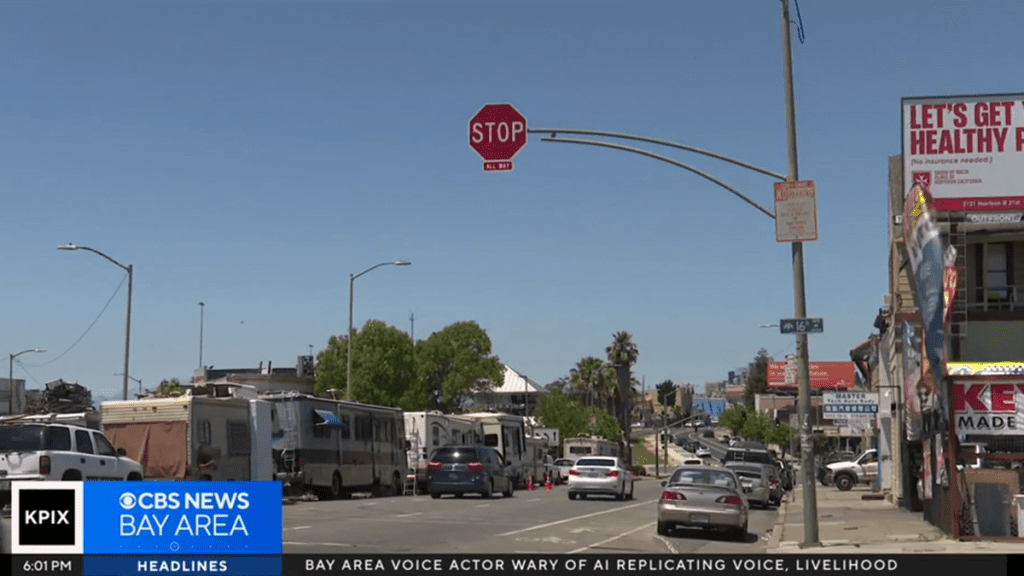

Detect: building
[470, 364, 543, 416]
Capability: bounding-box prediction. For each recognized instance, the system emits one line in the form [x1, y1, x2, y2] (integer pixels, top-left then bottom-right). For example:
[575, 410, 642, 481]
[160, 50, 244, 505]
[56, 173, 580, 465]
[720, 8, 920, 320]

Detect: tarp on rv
[104, 421, 188, 479]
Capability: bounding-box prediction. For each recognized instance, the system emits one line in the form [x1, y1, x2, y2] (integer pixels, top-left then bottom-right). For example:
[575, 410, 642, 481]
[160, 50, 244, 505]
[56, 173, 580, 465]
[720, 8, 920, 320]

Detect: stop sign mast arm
[535, 133, 776, 221]
[527, 128, 786, 181]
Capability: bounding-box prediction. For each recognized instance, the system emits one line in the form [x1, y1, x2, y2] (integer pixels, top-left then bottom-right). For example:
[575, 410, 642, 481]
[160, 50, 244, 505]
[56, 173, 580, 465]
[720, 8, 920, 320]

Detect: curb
[767, 490, 788, 551]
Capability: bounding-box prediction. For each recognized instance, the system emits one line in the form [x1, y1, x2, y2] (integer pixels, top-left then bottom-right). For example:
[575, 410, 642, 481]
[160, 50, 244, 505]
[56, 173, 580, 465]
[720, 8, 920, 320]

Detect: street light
[198, 302, 205, 369]
[9, 349, 45, 415]
[347, 261, 411, 401]
[58, 243, 134, 401]
[115, 372, 143, 397]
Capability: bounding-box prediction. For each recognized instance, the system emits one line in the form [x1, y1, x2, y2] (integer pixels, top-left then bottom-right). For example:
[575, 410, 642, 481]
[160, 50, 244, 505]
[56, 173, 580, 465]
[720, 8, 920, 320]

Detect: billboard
[902, 93, 1024, 211]
[766, 361, 855, 390]
[948, 363, 1024, 436]
[692, 398, 726, 418]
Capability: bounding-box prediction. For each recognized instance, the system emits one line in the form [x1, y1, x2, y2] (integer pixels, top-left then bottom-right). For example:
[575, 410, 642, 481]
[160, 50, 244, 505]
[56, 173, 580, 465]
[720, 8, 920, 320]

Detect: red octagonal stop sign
[469, 103, 527, 171]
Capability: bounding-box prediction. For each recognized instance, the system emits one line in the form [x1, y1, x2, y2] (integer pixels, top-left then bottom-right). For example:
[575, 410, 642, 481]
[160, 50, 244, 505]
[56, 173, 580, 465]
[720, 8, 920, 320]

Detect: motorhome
[404, 411, 483, 491]
[459, 412, 527, 488]
[563, 434, 620, 462]
[101, 385, 271, 481]
[524, 434, 555, 484]
[262, 391, 406, 499]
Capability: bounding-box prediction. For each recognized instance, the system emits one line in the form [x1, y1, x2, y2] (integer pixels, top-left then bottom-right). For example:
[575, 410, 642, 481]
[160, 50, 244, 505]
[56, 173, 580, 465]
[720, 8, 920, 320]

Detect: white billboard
[902, 93, 1024, 211]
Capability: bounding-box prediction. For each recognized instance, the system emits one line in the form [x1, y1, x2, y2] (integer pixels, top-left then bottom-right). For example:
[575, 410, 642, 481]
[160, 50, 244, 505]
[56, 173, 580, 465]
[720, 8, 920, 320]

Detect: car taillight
[39, 455, 50, 475]
[770, 478, 780, 486]
[568, 469, 579, 475]
[716, 495, 743, 506]
[607, 470, 619, 477]
[466, 462, 485, 471]
[427, 461, 442, 472]
[660, 491, 686, 501]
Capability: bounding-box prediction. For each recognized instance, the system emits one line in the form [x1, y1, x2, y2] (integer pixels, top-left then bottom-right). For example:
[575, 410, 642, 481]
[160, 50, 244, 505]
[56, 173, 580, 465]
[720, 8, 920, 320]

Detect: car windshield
[431, 448, 480, 463]
[668, 469, 737, 489]
[575, 458, 616, 467]
[554, 459, 573, 466]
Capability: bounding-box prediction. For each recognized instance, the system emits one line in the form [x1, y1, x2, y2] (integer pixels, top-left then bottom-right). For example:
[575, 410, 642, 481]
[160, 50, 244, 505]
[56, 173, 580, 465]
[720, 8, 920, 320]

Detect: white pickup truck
[825, 449, 878, 491]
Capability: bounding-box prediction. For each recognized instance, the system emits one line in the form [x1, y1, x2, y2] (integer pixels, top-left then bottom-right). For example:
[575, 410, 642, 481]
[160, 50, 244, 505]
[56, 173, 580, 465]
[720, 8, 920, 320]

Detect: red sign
[469, 103, 527, 171]
[766, 361, 856, 390]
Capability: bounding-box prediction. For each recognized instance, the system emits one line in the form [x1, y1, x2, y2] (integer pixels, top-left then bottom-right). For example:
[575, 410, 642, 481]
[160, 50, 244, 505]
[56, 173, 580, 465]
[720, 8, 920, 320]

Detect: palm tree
[570, 356, 606, 408]
[606, 331, 639, 465]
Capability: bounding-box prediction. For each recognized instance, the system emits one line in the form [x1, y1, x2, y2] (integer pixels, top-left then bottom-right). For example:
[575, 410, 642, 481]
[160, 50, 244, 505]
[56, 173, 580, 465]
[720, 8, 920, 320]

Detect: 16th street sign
[469, 103, 527, 171]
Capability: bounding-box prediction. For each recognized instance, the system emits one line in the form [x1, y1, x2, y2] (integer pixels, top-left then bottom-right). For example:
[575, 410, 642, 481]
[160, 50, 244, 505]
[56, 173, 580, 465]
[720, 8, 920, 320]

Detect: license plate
[586, 472, 603, 478]
[690, 513, 710, 524]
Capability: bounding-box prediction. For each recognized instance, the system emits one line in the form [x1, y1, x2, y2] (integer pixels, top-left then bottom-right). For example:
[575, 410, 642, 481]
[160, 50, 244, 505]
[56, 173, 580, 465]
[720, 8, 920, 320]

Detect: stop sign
[469, 104, 527, 169]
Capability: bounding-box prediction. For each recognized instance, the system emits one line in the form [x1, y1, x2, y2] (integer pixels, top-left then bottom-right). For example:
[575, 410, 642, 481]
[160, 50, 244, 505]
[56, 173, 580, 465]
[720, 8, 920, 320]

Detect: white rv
[563, 434, 620, 462]
[262, 391, 406, 499]
[101, 387, 269, 481]
[404, 411, 483, 491]
[459, 412, 527, 488]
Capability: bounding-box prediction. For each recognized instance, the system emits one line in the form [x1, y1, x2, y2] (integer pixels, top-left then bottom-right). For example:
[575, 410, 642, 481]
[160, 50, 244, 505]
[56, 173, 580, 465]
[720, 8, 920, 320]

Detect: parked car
[552, 458, 575, 484]
[723, 441, 775, 466]
[0, 421, 144, 505]
[695, 446, 711, 458]
[817, 451, 857, 485]
[724, 462, 774, 509]
[826, 449, 878, 491]
[567, 456, 634, 501]
[657, 464, 748, 540]
[427, 445, 514, 499]
[775, 459, 795, 491]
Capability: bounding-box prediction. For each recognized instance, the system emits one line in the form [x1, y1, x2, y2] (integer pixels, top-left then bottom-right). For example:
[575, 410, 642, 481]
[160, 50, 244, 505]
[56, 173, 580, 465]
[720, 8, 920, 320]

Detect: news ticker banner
[7, 553, 1016, 576]
[9, 480, 281, 576]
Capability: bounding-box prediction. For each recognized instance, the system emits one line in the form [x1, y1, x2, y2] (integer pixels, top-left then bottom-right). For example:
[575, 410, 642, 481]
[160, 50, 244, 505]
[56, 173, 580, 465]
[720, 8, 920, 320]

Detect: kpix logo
[12, 481, 84, 554]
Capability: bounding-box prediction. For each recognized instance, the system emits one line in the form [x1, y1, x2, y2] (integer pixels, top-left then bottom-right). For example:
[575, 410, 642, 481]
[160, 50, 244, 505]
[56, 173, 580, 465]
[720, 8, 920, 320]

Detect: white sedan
[567, 456, 634, 500]
[695, 447, 712, 458]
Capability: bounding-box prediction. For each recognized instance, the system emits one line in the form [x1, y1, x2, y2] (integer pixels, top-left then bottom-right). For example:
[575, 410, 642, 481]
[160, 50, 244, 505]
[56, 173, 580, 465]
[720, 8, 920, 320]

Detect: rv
[459, 412, 527, 488]
[404, 411, 483, 491]
[524, 434, 555, 484]
[101, 387, 270, 481]
[262, 391, 406, 499]
[563, 434, 620, 462]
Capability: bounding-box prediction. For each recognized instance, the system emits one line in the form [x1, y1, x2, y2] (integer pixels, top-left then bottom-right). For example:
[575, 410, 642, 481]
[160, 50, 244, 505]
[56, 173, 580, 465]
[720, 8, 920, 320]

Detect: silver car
[724, 462, 772, 509]
[567, 456, 634, 500]
[657, 465, 748, 540]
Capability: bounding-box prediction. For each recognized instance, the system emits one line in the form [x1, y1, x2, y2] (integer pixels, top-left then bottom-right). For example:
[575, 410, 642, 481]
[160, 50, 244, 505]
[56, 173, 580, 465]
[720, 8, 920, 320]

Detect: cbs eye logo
[119, 493, 138, 509]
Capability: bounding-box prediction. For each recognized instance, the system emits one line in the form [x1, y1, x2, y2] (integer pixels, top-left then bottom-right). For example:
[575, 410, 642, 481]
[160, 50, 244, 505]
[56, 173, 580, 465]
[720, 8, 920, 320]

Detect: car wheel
[329, 472, 343, 500]
[503, 477, 514, 497]
[627, 481, 634, 500]
[732, 526, 747, 541]
[430, 492, 441, 499]
[481, 481, 493, 499]
[657, 520, 671, 536]
[616, 484, 625, 501]
[835, 474, 855, 491]
[568, 492, 577, 500]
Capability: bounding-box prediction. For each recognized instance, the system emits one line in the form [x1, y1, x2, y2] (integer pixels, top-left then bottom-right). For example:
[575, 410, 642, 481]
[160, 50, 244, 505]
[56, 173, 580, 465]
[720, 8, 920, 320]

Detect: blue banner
[82, 481, 282, 555]
[83, 555, 279, 576]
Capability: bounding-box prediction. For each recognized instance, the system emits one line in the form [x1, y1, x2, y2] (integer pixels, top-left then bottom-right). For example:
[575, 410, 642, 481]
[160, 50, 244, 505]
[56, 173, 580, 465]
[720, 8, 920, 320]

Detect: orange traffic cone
[545, 474, 552, 491]
[527, 475, 534, 491]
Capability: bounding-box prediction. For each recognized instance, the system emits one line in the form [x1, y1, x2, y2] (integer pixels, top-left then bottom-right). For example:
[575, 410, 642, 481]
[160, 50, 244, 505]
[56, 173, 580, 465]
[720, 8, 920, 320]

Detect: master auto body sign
[902, 93, 1024, 211]
[948, 362, 1024, 436]
[823, 391, 879, 422]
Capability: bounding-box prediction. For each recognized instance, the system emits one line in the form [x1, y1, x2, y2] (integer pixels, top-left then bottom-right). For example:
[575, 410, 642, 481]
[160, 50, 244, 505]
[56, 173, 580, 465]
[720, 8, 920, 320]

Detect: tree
[155, 378, 186, 397]
[744, 348, 772, 406]
[655, 379, 676, 414]
[534, 390, 621, 445]
[569, 356, 605, 408]
[606, 331, 639, 465]
[314, 320, 415, 406]
[765, 421, 795, 458]
[412, 321, 504, 413]
[720, 405, 749, 436]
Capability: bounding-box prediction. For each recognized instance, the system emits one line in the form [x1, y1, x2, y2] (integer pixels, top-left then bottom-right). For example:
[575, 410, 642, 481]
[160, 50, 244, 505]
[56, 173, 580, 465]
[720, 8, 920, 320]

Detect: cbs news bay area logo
[13, 481, 281, 555]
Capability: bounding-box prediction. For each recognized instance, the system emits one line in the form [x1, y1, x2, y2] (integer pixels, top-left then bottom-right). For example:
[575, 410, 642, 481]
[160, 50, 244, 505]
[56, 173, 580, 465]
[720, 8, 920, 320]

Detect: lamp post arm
[529, 128, 787, 181]
[76, 246, 130, 273]
[540, 136, 776, 220]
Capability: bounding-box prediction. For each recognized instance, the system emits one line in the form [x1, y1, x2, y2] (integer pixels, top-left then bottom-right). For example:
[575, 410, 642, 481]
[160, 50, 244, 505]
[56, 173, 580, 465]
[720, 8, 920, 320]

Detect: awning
[313, 409, 344, 429]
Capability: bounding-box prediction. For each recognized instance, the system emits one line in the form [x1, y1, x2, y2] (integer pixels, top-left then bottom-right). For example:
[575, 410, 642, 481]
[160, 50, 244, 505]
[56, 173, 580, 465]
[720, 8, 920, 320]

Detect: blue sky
[1, 0, 1018, 403]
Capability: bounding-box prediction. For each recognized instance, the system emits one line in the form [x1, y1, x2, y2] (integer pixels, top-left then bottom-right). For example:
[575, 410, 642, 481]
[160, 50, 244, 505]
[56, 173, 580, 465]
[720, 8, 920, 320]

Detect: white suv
[1, 422, 144, 503]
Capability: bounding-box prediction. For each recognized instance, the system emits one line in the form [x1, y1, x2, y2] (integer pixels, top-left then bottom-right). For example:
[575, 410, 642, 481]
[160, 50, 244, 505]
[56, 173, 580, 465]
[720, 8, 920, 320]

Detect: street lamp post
[115, 373, 143, 397]
[347, 261, 411, 402]
[198, 302, 205, 369]
[58, 244, 133, 401]
[9, 349, 45, 415]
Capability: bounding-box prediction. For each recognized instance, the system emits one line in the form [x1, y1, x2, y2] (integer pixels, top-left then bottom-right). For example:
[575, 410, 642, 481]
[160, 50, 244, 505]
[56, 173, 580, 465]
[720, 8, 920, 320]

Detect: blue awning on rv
[313, 409, 344, 428]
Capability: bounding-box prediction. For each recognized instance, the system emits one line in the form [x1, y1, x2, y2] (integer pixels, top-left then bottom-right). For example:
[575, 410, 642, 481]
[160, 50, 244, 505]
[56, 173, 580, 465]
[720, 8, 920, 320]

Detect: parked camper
[563, 434, 619, 462]
[263, 391, 406, 499]
[101, 389, 259, 481]
[459, 412, 527, 488]
[524, 434, 555, 485]
[404, 411, 483, 492]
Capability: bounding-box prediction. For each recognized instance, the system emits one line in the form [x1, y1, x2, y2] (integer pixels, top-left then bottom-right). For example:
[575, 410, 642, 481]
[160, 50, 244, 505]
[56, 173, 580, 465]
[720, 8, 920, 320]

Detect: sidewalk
[769, 481, 1021, 553]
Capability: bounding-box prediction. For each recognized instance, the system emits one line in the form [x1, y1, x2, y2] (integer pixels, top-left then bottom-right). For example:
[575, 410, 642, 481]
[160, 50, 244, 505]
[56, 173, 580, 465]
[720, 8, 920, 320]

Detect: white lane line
[568, 521, 657, 554]
[496, 499, 657, 536]
[283, 526, 311, 531]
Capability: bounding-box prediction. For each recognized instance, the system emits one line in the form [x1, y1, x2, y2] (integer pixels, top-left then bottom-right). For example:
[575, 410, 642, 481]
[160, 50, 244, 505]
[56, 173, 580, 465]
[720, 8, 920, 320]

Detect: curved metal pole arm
[529, 128, 787, 181]
[77, 246, 130, 273]
[541, 136, 776, 220]
[353, 261, 397, 281]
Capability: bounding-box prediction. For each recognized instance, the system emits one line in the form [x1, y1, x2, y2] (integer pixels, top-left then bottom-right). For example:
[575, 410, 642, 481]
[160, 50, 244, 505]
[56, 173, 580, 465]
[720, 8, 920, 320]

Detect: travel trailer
[101, 386, 271, 481]
[262, 390, 406, 499]
[459, 412, 527, 488]
[404, 410, 483, 492]
[563, 434, 620, 462]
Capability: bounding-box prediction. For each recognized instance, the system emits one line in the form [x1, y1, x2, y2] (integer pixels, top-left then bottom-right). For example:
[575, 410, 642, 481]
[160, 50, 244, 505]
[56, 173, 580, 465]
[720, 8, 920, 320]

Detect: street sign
[779, 317, 823, 334]
[469, 103, 527, 171]
[774, 180, 818, 242]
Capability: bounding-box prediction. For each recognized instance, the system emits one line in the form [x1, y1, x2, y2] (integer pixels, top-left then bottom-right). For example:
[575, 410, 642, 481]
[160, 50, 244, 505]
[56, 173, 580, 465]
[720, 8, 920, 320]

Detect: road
[281, 474, 781, 554]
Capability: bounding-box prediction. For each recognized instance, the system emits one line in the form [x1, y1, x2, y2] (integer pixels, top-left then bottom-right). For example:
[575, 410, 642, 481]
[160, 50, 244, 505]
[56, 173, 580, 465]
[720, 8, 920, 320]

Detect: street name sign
[469, 103, 527, 171]
[779, 317, 823, 334]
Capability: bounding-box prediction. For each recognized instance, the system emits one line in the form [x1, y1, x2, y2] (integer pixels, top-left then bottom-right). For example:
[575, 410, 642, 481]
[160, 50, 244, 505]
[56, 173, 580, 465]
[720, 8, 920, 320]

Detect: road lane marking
[496, 499, 657, 536]
[568, 521, 656, 554]
[283, 526, 311, 531]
